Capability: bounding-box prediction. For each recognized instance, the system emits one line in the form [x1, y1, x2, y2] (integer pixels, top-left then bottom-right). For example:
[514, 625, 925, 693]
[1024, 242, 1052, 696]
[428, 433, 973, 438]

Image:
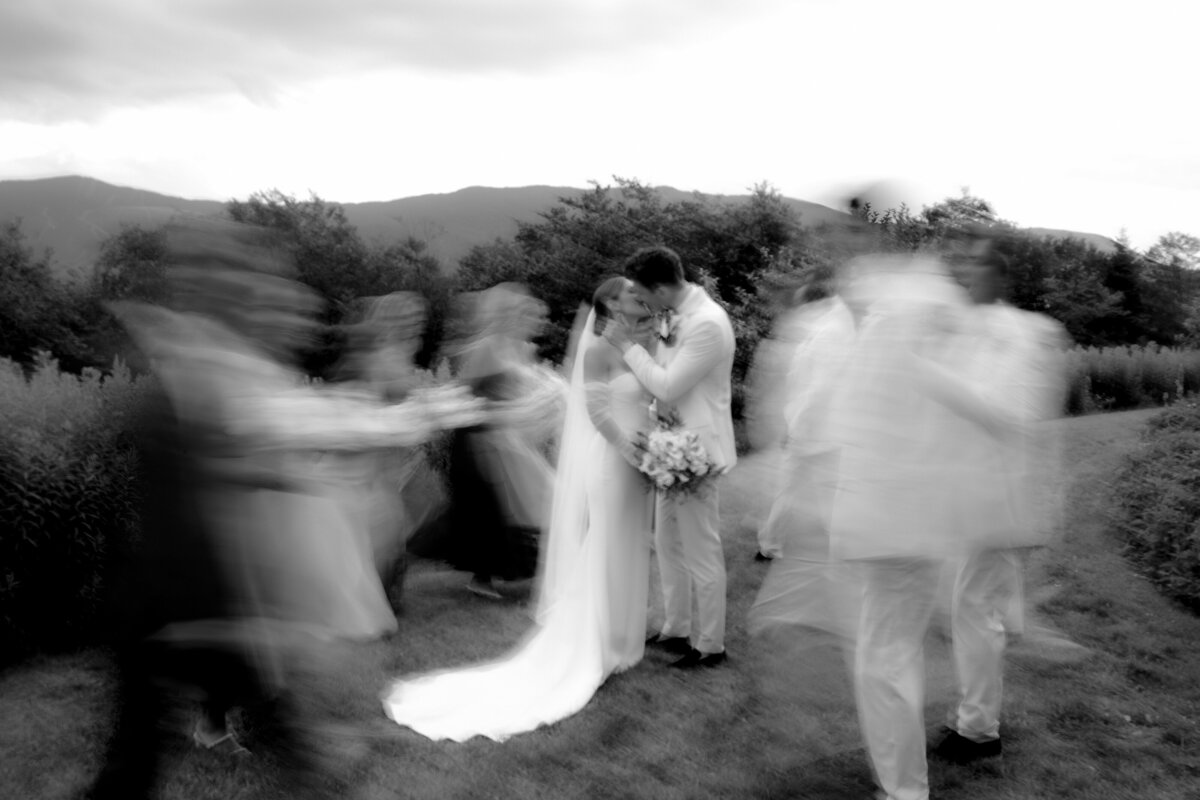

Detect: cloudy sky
[1, 0, 1195, 249]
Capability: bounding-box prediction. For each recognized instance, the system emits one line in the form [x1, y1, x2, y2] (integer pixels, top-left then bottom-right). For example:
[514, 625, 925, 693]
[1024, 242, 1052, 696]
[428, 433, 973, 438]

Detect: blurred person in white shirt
[926, 224, 1070, 765]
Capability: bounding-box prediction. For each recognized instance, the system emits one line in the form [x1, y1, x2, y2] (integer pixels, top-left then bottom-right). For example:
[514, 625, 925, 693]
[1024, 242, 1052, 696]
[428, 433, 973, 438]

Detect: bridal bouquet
[634, 413, 720, 499]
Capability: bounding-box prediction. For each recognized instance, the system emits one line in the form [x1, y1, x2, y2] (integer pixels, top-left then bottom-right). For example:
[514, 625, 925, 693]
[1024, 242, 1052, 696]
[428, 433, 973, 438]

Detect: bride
[381, 276, 656, 741]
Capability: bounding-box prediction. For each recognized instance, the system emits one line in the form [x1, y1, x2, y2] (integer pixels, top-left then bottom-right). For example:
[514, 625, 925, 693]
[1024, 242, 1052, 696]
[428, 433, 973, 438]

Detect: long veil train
[381, 306, 642, 742]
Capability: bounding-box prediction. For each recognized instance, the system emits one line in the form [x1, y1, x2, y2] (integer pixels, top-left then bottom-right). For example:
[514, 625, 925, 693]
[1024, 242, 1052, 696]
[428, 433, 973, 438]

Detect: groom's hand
[602, 316, 634, 354]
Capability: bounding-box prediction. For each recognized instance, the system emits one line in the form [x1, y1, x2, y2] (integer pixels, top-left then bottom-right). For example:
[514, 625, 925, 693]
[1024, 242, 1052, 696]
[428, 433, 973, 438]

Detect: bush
[0, 353, 150, 660]
[1108, 402, 1200, 611]
[1066, 346, 1200, 415]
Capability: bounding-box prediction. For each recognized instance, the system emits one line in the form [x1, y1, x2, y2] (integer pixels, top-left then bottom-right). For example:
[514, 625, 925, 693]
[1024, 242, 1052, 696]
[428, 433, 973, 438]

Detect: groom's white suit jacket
[623, 285, 737, 471]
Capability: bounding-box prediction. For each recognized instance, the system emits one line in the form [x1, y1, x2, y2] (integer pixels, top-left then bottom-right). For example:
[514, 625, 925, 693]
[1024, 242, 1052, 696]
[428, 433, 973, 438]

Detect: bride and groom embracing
[382, 246, 736, 742]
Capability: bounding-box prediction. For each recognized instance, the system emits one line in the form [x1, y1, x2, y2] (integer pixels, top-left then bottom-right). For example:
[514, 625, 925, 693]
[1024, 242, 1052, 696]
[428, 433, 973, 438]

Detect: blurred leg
[951, 549, 1021, 742]
[855, 558, 940, 800]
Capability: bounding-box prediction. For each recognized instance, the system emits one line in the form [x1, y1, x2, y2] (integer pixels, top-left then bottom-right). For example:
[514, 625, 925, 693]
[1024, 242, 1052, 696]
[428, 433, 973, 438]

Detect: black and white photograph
[1, 2, 1197, 799]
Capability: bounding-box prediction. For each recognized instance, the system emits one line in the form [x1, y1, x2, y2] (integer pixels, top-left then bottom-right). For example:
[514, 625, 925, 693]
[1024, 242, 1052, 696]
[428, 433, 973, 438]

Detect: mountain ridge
[0, 175, 1119, 276]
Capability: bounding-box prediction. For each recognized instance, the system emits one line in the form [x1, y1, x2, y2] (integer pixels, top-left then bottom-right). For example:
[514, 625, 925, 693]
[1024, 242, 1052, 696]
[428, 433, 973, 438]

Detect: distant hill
[0, 176, 223, 276]
[0, 175, 1118, 276]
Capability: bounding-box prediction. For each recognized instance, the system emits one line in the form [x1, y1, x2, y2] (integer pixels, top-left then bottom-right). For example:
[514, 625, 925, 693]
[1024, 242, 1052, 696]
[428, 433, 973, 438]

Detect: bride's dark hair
[591, 276, 628, 335]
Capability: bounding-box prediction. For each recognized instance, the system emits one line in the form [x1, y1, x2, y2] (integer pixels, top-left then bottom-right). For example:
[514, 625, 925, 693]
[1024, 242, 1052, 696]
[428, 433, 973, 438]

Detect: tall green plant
[0, 354, 149, 658]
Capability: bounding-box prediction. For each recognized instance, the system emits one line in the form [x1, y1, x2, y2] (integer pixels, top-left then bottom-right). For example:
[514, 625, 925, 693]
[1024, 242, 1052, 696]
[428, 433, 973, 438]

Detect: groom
[604, 246, 736, 668]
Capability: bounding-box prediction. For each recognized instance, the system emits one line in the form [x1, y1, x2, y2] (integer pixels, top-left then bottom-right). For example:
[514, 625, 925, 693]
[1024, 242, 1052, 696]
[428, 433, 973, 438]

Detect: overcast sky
[1, 0, 1195, 249]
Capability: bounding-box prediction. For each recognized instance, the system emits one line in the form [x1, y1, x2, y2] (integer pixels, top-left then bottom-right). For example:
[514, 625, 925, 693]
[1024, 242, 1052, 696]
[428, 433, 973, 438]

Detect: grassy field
[3, 407, 1200, 799]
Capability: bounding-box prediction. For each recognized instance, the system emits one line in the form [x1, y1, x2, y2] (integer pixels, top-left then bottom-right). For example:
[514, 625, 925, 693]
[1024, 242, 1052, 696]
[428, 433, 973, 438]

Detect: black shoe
[669, 649, 728, 669]
[646, 635, 694, 656]
[754, 551, 774, 562]
[930, 729, 1002, 764]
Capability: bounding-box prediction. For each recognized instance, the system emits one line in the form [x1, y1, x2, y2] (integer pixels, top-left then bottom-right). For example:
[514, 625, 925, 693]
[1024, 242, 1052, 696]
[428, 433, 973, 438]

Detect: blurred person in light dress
[330, 291, 440, 613]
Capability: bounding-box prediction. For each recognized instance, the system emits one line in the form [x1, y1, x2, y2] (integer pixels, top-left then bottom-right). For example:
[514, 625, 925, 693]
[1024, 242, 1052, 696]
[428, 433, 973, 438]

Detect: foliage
[1064, 345, 1200, 414]
[456, 178, 816, 408]
[0, 354, 150, 659]
[862, 194, 1194, 349]
[226, 192, 456, 372]
[1109, 403, 1200, 611]
[94, 223, 170, 303]
[1146, 231, 1200, 271]
[0, 222, 96, 371]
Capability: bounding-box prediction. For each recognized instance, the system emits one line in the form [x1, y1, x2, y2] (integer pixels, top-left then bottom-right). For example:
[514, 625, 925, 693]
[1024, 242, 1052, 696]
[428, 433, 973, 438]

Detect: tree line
[3, 178, 1199, 400]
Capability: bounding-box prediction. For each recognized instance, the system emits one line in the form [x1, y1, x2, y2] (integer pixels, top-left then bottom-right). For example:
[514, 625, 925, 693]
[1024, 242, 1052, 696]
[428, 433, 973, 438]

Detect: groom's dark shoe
[930, 728, 1002, 764]
[647, 635, 694, 656]
[669, 649, 728, 669]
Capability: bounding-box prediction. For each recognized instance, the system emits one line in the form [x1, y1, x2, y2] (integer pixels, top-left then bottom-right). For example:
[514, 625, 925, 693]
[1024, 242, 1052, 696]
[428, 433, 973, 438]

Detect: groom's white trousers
[656, 489, 727, 655]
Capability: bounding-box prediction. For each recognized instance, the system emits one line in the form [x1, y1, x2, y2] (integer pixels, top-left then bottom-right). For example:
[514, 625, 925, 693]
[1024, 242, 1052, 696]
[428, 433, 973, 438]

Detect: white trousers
[854, 558, 941, 800]
[656, 487, 727, 654]
[948, 549, 1023, 742]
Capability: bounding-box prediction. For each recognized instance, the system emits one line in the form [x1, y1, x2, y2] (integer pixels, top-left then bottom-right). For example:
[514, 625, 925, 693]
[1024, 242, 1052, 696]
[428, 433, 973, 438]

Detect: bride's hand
[618, 437, 643, 469]
[602, 316, 633, 353]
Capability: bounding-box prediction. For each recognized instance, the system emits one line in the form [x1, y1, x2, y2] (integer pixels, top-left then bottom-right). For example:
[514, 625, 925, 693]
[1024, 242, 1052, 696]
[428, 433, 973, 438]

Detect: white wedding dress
[381, 322, 652, 742]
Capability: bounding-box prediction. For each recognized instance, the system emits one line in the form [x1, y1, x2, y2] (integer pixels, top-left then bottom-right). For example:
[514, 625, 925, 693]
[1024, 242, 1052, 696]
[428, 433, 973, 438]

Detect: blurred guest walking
[91, 220, 482, 799]
[744, 267, 854, 562]
[820, 205, 974, 800]
[927, 225, 1070, 765]
[331, 291, 437, 612]
[440, 283, 564, 599]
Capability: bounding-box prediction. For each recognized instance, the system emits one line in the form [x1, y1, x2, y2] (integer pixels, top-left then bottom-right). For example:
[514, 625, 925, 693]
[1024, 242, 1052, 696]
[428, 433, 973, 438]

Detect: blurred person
[91, 220, 483, 799]
[91, 227, 329, 799]
[748, 263, 858, 636]
[744, 267, 854, 562]
[381, 276, 657, 741]
[817, 198, 976, 800]
[924, 225, 1072, 765]
[741, 272, 807, 560]
[331, 291, 438, 612]
[440, 282, 564, 599]
[604, 246, 737, 669]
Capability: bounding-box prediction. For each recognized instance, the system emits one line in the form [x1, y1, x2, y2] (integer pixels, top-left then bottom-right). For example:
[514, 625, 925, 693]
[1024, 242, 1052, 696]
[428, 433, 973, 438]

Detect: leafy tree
[1038, 237, 1127, 346]
[1147, 231, 1200, 271]
[226, 191, 374, 322]
[922, 188, 998, 234]
[0, 221, 93, 369]
[226, 191, 453, 374]
[94, 224, 170, 303]
[365, 236, 454, 367]
[455, 178, 808, 390]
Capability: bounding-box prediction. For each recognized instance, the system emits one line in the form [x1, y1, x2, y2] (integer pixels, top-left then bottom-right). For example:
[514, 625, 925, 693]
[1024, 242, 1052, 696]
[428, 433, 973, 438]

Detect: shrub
[0, 353, 150, 659]
[1108, 402, 1200, 611]
[1066, 346, 1200, 415]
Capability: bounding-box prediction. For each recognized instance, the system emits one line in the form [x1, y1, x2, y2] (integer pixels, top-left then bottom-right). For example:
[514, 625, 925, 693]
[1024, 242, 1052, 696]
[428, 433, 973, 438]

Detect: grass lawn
[3, 407, 1200, 799]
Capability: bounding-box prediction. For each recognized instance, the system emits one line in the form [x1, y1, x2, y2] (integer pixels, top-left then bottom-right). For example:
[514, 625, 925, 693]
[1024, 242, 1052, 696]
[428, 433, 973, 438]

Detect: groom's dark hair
[623, 246, 685, 290]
